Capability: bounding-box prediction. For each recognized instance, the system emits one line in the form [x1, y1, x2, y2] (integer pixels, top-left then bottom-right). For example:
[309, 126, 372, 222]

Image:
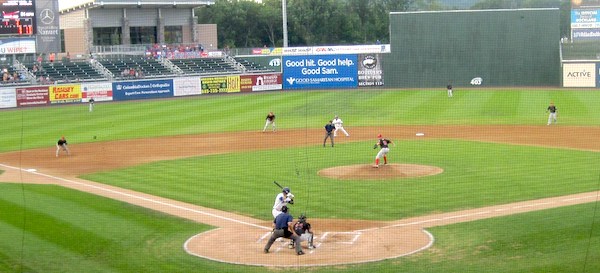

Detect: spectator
[49, 52, 55, 63]
[121, 68, 129, 78]
[36, 54, 43, 64]
[129, 67, 136, 78]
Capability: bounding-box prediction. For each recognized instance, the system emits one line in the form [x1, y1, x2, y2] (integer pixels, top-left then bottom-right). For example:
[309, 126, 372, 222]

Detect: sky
[58, 0, 92, 10]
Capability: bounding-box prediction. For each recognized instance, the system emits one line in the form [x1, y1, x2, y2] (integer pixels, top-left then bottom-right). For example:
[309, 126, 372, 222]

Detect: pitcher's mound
[318, 164, 443, 180]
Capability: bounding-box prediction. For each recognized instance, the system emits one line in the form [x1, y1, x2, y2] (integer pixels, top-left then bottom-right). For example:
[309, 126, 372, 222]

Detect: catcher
[291, 214, 315, 249]
[56, 136, 70, 157]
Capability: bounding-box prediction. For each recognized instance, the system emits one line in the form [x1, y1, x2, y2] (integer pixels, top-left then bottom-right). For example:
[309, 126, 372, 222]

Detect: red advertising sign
[240, 73, 282, 92]
[16, 86, 49, 107]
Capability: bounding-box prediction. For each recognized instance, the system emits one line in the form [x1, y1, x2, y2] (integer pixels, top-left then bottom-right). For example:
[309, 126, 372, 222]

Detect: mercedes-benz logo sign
[40, 9, 55, 25]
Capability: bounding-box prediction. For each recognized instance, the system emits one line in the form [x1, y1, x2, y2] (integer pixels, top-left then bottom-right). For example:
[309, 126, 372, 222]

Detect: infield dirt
[1, 125, 599, 267]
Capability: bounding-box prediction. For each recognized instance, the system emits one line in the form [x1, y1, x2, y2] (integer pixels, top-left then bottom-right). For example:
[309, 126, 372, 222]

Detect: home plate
[416, 133, 425, 136]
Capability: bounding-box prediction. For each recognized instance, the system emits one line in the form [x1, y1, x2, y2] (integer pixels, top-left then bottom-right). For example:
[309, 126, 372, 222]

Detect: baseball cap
[377, 134, 382, 138]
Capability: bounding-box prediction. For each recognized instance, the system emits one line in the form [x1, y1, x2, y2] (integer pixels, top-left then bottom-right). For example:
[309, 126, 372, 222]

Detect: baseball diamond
[1, 125, 599, 267]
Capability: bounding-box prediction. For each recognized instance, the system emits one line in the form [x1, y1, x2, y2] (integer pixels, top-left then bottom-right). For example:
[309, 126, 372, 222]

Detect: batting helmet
[377, 134, 382, 138]
[281, 205, 288, 213]
[282, 187, 290, 194]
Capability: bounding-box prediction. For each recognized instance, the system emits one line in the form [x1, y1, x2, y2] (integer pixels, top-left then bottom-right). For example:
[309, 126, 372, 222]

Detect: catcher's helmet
[281, 205, 288, 213]
[299, 214, 307, 223]
[282, 187, 290, 194]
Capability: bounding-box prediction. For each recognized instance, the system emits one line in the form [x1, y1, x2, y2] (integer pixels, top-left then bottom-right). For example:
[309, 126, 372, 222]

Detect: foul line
[0, 163, 270, 230]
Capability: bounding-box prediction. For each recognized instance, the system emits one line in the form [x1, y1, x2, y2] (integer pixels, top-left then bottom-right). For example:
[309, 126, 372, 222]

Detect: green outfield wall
[386, 9, 561, 88]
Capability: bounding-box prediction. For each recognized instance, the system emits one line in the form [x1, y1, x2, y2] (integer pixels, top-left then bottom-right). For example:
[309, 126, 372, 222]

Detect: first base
[416, 133, 425, 136]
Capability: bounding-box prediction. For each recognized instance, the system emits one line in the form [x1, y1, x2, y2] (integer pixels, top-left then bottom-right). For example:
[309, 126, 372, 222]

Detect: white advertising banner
[562, 63, 596, 87]
[0, 88, 17, 108]
[173, 77, 202, 96]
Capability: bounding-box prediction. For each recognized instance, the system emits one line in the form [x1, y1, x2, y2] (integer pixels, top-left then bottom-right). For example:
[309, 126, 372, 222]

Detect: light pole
[282, 0, 288, 47]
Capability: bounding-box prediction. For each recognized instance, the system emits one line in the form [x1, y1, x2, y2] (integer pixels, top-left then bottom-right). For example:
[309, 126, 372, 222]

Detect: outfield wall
[387, 9, 561, 87]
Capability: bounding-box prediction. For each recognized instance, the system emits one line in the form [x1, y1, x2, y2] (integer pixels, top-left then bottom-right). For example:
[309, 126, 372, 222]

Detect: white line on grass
[0, 163, 270, 230]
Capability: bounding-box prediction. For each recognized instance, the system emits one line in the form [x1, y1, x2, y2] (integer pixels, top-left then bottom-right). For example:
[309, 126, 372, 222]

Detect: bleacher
[98, 57, 174, 79]
[234, 58, 275, 73]
[34, 61, 107, 83]
[170, 58, 239, 75]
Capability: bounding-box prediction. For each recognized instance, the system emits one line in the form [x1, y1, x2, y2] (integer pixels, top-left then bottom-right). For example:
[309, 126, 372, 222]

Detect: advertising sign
[112, 79, 174, 101]
[0, 37, 36, 54]
[282, 54, 358, 89]
[81, 82, 113, 102]
[0, 88, 16, 108]
[49, 84, 81, 103]
[173, 77, 201, 96]
[35, 0, 61, 53]
[240, 73, 282, 92]
[200, 76, 241, 94]
[571, 9, 600, 28]
[358, 54, 384, 87]
[562, 63, 596, 87]
[16, 86, 49, 106]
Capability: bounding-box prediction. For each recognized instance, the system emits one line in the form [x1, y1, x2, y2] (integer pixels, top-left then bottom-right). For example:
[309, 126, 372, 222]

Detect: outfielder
[272, 187, 294, 218]
[332, 115, 349, 137]
[447, 83, 453, 98]
[546, 102, 558, 125]
[56, 136, 70, 157]
[373, 134, 395, 168]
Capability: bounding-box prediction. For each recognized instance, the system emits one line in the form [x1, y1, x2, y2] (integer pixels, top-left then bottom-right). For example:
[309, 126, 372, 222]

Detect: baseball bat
[273, 181, 283, 190]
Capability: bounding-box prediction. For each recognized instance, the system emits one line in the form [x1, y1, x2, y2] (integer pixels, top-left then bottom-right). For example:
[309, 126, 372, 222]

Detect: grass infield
[1, 88, 600, 272]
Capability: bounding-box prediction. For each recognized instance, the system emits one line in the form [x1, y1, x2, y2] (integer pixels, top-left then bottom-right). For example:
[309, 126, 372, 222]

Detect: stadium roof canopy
[60, 0, 215, 13]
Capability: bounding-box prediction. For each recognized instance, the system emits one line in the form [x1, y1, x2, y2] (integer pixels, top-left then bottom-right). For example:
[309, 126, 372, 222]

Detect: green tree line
[196, 0, 568, 48]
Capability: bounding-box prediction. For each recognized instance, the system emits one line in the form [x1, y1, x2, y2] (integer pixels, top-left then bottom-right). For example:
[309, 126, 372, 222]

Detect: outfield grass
[2, 89, 600, 272]
[1, 183, 598, 273]
[2, 89, 600, 152]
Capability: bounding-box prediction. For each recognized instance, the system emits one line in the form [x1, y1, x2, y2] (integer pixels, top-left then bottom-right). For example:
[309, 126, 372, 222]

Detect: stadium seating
[170, 58, 239, 75]
[234, 58, 275, 73]
[97, 57, 174, 79]
[30, 60, 107, 83]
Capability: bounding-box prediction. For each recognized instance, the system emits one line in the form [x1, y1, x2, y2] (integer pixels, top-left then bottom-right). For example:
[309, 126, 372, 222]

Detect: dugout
[386, 9, 561, 87]
[59, 0, 215, 55]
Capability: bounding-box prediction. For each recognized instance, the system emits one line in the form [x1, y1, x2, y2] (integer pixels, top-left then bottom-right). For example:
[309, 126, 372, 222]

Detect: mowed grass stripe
[82, 139, 600, 220]
[0, 184, 227, 273]
[3, 89, 600, 152]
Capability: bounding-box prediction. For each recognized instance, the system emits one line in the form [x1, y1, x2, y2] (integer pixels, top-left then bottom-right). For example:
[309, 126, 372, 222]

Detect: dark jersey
[447, 84, 452, 90]
[294, 221, 311, 235]
[57, 139, 67, 146]
[89, 98, 95, 104]
[325, 123, 335, 133]
[266, 114, 275, 121]
[378, 139, 391, 148]
[547, 105, 557, 113]
[274, 212, 293, 229]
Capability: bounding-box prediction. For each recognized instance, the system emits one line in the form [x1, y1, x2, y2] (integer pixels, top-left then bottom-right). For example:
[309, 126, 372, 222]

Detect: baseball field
[1, 88, 600, 272]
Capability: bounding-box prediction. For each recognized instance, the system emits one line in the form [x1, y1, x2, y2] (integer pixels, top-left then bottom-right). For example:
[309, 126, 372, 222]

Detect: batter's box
[319, 231, 361, 244]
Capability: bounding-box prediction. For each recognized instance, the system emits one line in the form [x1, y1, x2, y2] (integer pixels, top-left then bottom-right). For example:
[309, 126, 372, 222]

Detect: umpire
[323, 120, 335, 147]
[264, 206, 304, 255]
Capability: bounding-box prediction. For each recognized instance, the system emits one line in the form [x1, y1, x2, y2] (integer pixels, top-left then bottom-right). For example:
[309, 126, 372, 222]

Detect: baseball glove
[373, 144, 378, 149]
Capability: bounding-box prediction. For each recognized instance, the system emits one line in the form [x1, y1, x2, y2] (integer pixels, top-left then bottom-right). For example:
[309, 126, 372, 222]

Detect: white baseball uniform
[332, 117, 349, 137]
[272, 192, 293, 218]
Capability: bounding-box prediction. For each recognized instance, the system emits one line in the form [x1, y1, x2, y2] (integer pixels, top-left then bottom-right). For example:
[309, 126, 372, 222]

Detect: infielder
[272, 187, 294, 218]
[263, 112, 276, 132]
[546, 102, 558, 125]
[89, 98, 95, 112]
[447, 83, 453, 98]
[56, 136, 70, 157]
[332, 115, 349, 137]
[373, 134, 395, 168]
